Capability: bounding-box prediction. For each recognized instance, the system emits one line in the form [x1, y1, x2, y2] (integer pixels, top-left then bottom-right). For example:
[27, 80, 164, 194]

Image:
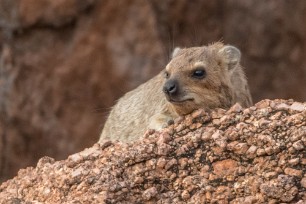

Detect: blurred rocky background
[0, 0, 305, 182]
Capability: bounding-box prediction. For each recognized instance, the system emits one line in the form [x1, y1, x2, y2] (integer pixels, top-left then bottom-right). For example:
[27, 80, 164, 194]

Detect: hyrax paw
[149, 114, 174, 130]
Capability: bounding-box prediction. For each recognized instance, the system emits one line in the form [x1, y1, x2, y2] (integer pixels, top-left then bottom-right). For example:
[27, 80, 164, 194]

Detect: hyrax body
[99, 43, 252, 143]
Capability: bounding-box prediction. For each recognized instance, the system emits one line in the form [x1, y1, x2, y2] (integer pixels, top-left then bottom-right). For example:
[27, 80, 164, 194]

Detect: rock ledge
[0, 99, 305, 203]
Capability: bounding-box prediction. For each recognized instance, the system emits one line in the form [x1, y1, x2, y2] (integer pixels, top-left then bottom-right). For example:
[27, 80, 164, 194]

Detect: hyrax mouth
[167, 97, 194, 104]
[162, 79, 194, 104]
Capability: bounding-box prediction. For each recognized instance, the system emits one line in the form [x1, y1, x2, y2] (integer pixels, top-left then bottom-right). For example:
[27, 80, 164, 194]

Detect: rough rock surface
[1, 0, 306, 182]
[0, 99, 305, 203]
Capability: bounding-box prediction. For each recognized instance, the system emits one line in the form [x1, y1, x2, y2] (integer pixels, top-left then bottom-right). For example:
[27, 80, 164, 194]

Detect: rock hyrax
[99, 42, 252, 142]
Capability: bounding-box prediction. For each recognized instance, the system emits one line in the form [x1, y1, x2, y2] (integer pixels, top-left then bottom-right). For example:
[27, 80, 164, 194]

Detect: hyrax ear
[218, 45, 241, 70]
[172, 47, 181, 58]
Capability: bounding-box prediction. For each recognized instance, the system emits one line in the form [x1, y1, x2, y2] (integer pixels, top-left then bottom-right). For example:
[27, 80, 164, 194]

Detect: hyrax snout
[99, 42, 253, 143]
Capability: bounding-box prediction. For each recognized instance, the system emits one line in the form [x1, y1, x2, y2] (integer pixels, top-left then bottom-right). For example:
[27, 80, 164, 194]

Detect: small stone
[142, 187, 158, 200]
[157, 143, 172, 156]
[179, 158, 189, 169]
[233, 143, 248, 155]
[170, 173, 177, 180]
[43, 187, 51, 195]
[181, 190, 190, 200]
[227, 141, 239, 151]
[191, 109, 206, 118]
[212, 159, 238, 177]
[300, 177, 306, 188]
[156, 157, 167, 169]
[288, 158, 300, 165]
[264, 146, 273, 155]
[157, 132, 172, 144]
[246, 145, 257, 158]
[212, 119, 221, 125]
[276, 103, 290, 110]
[134, 177, 144, 184]
[284, 167, 303, 177]
[176, 144, 189, 156]
[68, 153, 83, 163]
[256, 148, 266, 156]
[165, 158, 177, 171]
[71, 167, 83, 178]
[290, 102, 305, 111]
[264, 171, 277, 179]
[80, 147, 99, 158]
[292, 140, 304, 150]
[37, 156, 55, 168]
[201, 131, 213, 141]
[255, 100, 270, 109]
[176, 124, 186, 132]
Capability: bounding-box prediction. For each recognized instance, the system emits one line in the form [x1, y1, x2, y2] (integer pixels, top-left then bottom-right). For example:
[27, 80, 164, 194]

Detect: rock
[0, 99, 305, 202]
[1, 0, 306, 188]
[142, 187, 158, 201]
[284, 167, 303, 178]
[301, 178, 306, 188]
[290, 102, 306, 111]
[212, 159, 238, 178]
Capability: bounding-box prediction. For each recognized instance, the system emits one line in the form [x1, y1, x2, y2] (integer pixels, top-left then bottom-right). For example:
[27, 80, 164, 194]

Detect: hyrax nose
[163, 79, 178, 95]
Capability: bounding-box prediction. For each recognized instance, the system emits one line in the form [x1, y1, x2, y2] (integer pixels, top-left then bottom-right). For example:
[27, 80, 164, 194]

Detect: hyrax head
[162, 43, 242, 115]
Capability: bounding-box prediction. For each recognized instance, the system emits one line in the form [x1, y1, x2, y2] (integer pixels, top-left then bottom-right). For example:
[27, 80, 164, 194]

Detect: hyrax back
[99, 43, 252, 143]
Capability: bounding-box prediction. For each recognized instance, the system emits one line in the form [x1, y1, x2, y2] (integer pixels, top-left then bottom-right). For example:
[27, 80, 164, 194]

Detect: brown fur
[99, 43, 252, 142]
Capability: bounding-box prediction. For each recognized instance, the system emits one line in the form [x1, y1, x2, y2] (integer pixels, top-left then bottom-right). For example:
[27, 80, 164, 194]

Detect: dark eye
[191, 69, 206, 79]
[164, 71, 170, 79]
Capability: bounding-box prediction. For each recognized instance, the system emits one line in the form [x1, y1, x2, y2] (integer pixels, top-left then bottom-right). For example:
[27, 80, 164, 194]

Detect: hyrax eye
[164, 71, 170, 79]
[191, 69, 206, 79]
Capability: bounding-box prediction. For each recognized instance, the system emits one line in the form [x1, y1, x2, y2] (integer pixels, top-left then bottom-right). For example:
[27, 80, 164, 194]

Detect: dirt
[0, 99, 305, 203]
